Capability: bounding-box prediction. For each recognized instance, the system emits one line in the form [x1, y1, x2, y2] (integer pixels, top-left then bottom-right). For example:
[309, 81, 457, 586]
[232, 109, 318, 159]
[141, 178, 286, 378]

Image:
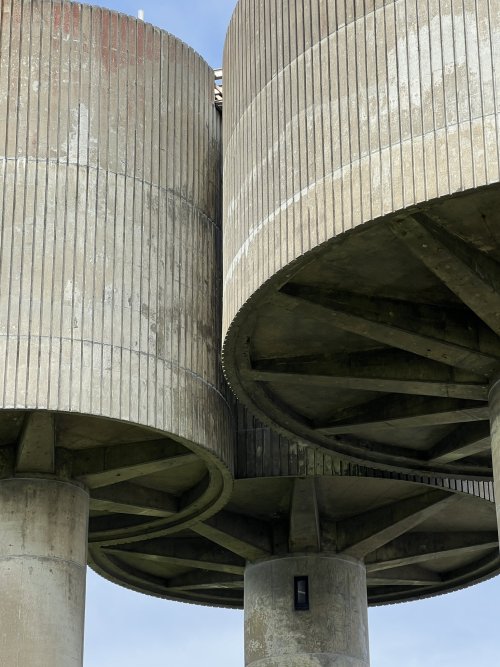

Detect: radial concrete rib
[288, 477, 321, 553]
[191, 511, 272, 561]
[367, 565, 441, 587]
[337, 491, 462, 560]
[277, 286, 500, 376]
[90, 482, 178, 517]
[72, 441, 198, 489]
[16, 412, 55, 474]
[104, 539, 246, 575]
[250, 351, 488, 400]
[366, 531, 499, 572]
[315, 395, 489, 435]
[390, 214, 500, 337]
[428, 422, 492, 463]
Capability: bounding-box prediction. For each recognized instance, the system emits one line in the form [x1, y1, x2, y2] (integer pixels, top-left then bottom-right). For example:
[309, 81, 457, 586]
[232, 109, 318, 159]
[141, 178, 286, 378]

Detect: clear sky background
[83, 1, 500, 665]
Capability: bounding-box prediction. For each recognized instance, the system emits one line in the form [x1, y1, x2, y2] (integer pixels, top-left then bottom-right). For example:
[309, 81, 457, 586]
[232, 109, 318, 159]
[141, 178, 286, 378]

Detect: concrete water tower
[1, 1, 500, 666]
[220, 0, 500, 664]
[0, 2, 232, 664]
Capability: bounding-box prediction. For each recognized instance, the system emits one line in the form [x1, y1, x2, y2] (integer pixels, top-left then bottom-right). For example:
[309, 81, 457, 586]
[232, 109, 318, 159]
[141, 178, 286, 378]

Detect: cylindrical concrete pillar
[0, 478, 89, 667]
[244, 554, 370, 667]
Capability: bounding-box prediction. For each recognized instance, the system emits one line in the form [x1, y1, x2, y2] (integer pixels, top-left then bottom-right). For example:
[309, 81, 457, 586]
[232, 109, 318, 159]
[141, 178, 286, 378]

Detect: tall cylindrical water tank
[222, 0, 500, 479]
[0, 2, 232, 663]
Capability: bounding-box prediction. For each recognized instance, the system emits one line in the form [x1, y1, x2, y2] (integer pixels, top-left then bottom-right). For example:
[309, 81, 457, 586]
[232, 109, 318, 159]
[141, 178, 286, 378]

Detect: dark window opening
[294, 576, 309, 611]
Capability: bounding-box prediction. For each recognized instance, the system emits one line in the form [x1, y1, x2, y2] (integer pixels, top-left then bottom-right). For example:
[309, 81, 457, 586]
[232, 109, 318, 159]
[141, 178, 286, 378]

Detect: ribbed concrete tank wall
[222, 0, 500, 478]
[0, 2, 231, 662]
[0, 0, 232, 521]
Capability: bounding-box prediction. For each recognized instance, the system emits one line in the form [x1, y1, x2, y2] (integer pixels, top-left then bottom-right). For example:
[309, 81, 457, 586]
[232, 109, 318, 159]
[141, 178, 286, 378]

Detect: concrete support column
[244, 554, 370, 667]
[489, 378, 500, 537]
[0, 478, 89, 667]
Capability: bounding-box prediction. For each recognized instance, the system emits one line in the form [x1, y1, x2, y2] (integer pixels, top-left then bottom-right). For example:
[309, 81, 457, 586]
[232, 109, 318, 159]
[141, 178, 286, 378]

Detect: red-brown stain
[145, 25, 155, 62]
[99, 9, 110, 70]
[11, 1, 161, 96]
[52, 2, 61, 32]
[11, 0, 22, 28]
[136, 20, 144, 54]
[110, 11, 119, 53]
[52, 1, 80, 39]
[127, 19, 136, 67]
[119, 14, 128, 67]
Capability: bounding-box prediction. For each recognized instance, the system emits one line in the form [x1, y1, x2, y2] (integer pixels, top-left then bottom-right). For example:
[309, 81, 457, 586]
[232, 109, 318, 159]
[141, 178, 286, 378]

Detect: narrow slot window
[294, 576, 309, 611]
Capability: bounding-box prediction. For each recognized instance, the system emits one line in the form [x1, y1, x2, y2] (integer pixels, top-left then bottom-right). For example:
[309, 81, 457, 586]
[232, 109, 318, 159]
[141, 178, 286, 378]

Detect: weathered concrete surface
[244, 555, 370, 667]
[221, 0, 500, 478]
[0, 3, 232, 658]
[0, 478, 89, 667]
[223, 0, 500, 338]
[0, 0, 233, 563]
[0, 0, 232, 470]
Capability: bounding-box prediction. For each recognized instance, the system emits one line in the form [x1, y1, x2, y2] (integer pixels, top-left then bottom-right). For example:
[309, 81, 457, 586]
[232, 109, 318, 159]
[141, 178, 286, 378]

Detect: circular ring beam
[0, 1, 232, 536]
[222, 0, 500, 477]
[90, 410, 500, 609]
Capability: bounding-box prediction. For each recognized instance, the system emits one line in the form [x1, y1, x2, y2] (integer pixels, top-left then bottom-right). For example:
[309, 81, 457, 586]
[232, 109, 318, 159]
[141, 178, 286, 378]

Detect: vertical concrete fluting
[0, 0, 233, 468]
[0, 478, 89, 667]
[222, 0, 500, 340]
[244, 555, 370, 667]
[0, 2, 235, 659]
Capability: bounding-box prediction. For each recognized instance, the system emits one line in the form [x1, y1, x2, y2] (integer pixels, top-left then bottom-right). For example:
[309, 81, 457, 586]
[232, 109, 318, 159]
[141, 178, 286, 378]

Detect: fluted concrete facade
[234, 401, 495, 495]
[1, 1, 499, 665]
[0, 0, 232, 469]
[221, 0, 500, 480]
[0, 4, 233, 660]
[223, 0, 500, 338]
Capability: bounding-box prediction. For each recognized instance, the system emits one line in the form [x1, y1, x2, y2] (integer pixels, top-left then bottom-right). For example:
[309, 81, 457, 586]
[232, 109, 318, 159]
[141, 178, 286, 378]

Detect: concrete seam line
[0, 478, 88, 492]
[246, 553, 365, 569]
[0, 336, 230, 405]
[0, 158, 220, 229]
[0, 555, 86, 570]
[248, 654, 370, 667]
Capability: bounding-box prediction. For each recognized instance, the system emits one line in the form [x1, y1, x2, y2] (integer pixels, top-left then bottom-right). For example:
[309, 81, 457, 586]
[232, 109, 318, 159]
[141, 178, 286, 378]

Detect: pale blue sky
[83, 1, 500, 665]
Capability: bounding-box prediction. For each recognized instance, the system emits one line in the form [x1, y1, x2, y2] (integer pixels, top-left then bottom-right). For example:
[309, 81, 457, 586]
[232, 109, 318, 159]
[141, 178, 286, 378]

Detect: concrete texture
[223, 0, 500, 338]
[0, 2, 234, 660]
[234, 401, 492, 486]
[0, 0, 233, 551]
[245, 554, 369, 667]
[0, 477, 89, 667]
[221, 0, 500, 478]
[0, 2, 499, 666]
[244, 555, 369, 667]
[0, 0, 232, 470]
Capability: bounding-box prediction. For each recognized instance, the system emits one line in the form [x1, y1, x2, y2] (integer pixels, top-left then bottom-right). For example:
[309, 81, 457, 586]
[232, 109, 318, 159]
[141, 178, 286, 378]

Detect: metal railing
[214, 68, 223, 109]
